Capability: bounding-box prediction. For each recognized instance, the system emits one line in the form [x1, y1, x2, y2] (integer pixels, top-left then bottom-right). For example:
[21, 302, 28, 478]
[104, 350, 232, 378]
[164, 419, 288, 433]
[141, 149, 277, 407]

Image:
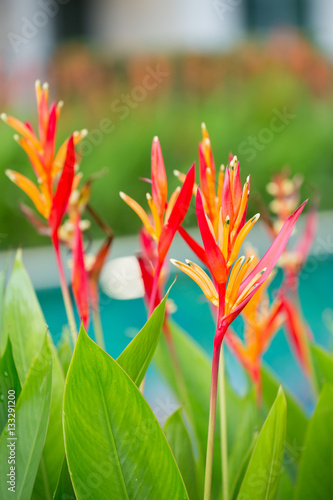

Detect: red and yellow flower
[120, 136, 195, 314]
[173, 125, 306, 341]
[2, 80, 87, 238]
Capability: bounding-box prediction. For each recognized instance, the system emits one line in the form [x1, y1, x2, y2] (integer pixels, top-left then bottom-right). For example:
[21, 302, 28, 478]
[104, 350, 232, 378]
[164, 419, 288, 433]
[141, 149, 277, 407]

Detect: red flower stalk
[66, 180, 113, 347]
[120, 136, 195, 316]
[71, 214, 90, 330]
[137, 229, 174, 336]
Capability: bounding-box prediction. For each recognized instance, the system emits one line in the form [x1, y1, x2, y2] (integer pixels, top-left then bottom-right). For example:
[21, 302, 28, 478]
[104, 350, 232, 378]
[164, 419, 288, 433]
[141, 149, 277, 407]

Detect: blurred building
[1, 0, 333, 84]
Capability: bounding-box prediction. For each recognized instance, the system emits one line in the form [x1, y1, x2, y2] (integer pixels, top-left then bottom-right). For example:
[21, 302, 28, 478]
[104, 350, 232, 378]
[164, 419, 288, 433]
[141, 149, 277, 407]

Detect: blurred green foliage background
[1, 37, 333, 248]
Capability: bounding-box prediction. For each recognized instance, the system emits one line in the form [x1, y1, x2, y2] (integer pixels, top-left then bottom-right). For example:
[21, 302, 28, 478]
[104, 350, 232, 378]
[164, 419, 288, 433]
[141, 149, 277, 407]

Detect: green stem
[204, 338, 221, 500]
[92, 305, 105, 350]
[219, 346, 229, 500]
[91, 281, 106, 350]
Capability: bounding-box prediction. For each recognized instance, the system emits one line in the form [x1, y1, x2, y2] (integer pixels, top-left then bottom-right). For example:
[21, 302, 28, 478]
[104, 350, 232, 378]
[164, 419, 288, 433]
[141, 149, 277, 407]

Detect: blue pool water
[37, 256, 333, 412]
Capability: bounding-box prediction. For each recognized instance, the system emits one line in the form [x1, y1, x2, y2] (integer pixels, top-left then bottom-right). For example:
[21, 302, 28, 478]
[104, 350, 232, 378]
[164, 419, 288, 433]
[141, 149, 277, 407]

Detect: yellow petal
[146, 193, 162, 239]
[228, 213, 260, 266]
[120, 192, 156, 240]
[165, 187, 180, 223]
[217, 165, 224, 210]
[185, 260, 218, 304]
[233, 268, 267, 309]
[226, 255, 254, 314]
[233, 176, 250, 230]
[52, 130, 87, 177]
[170, 259, 218, 306]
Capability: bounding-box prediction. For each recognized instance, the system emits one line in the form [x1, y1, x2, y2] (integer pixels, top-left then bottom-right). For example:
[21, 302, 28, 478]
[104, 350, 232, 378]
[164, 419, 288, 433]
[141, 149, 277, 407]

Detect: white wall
[0, 0, 55, 103]
[88, 0, 245, 54]
[308, 0, 333, 57]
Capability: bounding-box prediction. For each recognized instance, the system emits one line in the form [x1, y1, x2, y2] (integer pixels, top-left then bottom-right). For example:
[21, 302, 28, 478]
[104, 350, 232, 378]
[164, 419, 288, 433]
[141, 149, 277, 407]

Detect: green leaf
[53, 458, 76, 500]
[311, 344, 333, 389]
[4, 252, 65, 498]
[230, 435, 256, 500]
[4, 251, 49, 384]
[154, 321, 252, 499]
[64, 326, 189, 500]
[0, 271, 6, 355]
[0, 337, 52, 500]
[294, 383, 333, 500]
[164, 409, 201, 500]
[0, 339, 21, 435]
[117, 292, 168, 386]
[229, 394, 259, 494]
[261, 365, 308, 464]
[31, 357, 65, 500]
[57, 327, 73, 377]
[237, 387, 287, 500]
[276, 469, 293, 500]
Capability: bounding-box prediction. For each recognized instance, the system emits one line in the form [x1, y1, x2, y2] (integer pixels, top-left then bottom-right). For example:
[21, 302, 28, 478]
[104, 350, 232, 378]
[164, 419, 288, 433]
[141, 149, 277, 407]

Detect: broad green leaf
[0, 339, 21, 435]
[237, 387, 287, 500]
[53, 457, 76, 500]
[117, 292, 168, 386]
[57, 327, 73, 377]
[164, 409, 201, 500]
[4, 251, 49, 383]
[154, 321, 252, 499]
[31, 358, 65, 500]
[64, 327, 189, 500]
[294, 383, 333, 500]
[311, 344, 333, 389]
[276, 469, 293, 500]
[0, 271, 6, 355]
[0, 337, 52, 500]
[230, 435, 256, 500]
[4, 252, 65, 498]
[261, 365, 307, 463]
[229, 394, 259, 494]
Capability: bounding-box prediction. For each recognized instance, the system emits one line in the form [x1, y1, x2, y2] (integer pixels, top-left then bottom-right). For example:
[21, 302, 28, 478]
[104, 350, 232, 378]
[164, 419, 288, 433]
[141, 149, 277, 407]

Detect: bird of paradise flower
[2, 80, 87, 343]
[171, 124, 306, 500]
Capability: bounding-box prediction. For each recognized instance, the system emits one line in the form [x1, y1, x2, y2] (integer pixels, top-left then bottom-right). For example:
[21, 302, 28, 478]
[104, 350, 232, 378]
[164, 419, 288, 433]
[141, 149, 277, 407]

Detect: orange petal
[1, 114, 42, 153]
[151, 136, 167, 219]
[14, 135, 46, 182]
[6, 170, 47, 216]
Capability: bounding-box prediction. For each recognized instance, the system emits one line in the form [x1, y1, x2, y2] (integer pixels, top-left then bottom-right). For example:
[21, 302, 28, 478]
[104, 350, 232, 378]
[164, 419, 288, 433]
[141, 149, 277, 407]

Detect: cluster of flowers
[4, 83, 315, 499]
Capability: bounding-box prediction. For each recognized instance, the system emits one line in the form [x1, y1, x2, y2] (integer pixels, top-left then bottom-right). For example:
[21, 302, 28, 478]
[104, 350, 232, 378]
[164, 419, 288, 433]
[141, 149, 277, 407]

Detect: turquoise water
[37, 256, 333, 410]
